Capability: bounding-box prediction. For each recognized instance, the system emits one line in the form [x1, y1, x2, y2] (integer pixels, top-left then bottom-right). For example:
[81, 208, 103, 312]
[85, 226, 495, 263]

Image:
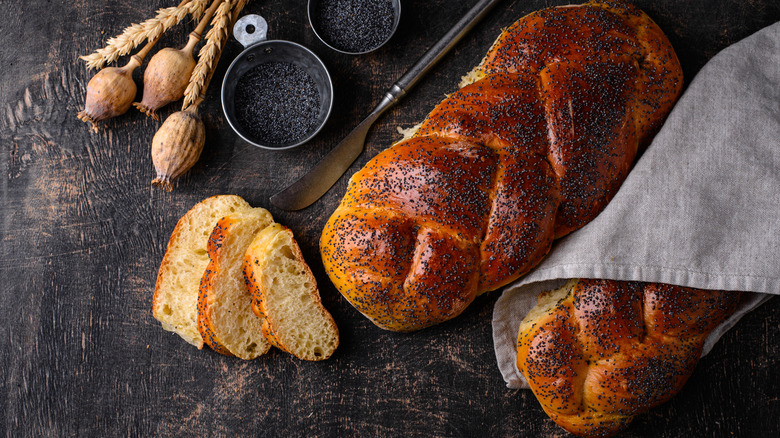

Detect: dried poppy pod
[151, 107, 206, 191]
[133, 42, 197, 120]
[133, 0, 224, 120]
[77, 56, 141, 132]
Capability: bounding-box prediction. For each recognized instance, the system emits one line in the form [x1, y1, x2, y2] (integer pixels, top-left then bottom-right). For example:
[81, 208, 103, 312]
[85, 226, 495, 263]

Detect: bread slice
[243, 223, 339, 361]
[152, 195, 252, 348]
[197, 208, 274, 359]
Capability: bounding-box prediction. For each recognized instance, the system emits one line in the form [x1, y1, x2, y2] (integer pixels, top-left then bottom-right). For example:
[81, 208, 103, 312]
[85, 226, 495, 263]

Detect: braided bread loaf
[320, 0, 683, 332]
[517, 279, 741, 437]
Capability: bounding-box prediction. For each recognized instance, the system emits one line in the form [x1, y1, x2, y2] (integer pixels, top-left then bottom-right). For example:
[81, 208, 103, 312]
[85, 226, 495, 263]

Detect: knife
[269, 0, 503, 211]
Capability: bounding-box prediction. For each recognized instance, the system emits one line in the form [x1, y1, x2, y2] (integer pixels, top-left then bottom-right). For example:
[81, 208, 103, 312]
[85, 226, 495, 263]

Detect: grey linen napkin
[493, 22, 780, 389]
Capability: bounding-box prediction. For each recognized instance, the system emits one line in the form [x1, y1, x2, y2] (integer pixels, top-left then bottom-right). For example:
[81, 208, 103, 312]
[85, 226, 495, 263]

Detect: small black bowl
[221, 15, 334, 150]
[308, 0, 401, 55]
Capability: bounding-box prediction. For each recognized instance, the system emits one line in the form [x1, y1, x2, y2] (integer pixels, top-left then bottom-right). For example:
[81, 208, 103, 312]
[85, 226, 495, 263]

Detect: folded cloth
[493, 21, 780, 389]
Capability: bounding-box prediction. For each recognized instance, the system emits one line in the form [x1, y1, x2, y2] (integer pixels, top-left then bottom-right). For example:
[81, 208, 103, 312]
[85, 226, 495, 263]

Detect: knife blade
[270, 0, 503, 211]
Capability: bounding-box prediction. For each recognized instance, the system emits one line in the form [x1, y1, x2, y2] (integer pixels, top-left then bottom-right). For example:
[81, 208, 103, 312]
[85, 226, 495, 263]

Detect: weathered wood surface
[1, 0, 778, 436]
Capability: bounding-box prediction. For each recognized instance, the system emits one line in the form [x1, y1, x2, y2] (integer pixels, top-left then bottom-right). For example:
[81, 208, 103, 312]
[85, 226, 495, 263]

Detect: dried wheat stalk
[80, 0, 211, 70]
[182, 0, 233, 110]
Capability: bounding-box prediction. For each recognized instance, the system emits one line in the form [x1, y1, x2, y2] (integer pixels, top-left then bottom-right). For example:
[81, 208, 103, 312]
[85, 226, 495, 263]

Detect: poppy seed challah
[517, 279, 741, 437]
[320, 0, 684, 332]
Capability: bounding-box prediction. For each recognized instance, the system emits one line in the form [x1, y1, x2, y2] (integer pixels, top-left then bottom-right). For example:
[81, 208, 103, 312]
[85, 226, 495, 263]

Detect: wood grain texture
[1, 0, 778, 437]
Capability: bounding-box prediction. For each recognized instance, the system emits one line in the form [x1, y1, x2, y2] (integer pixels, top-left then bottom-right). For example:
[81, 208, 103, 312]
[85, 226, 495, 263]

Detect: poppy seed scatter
[314, 0, 395, 53]
[234, 62, 321, 146]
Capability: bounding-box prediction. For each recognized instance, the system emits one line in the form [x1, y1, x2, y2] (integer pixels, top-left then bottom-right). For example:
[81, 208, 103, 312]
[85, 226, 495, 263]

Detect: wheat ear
[182, 0, 233, 110]
[80, 0, 211, 70]
[189, 0, 211, 23]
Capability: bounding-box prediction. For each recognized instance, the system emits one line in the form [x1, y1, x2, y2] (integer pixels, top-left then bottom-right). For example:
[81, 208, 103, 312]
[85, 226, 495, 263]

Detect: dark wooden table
[1, 0, 778, 436]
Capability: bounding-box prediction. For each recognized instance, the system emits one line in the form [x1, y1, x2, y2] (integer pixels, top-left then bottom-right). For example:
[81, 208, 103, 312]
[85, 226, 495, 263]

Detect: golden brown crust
[321, 0, 684, 332]
[196, 216, 237, 356]
[195, 208, 274, 359]
[242, 226, 292, 352]
[517, 279, 741, 437]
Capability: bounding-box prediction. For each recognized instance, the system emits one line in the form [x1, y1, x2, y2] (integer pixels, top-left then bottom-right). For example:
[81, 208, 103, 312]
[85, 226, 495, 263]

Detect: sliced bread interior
[518, 279, 578, 335]
[153, 195, 251, 348]
[243, 223, 339, 361]
[197, 208, 274, 359]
